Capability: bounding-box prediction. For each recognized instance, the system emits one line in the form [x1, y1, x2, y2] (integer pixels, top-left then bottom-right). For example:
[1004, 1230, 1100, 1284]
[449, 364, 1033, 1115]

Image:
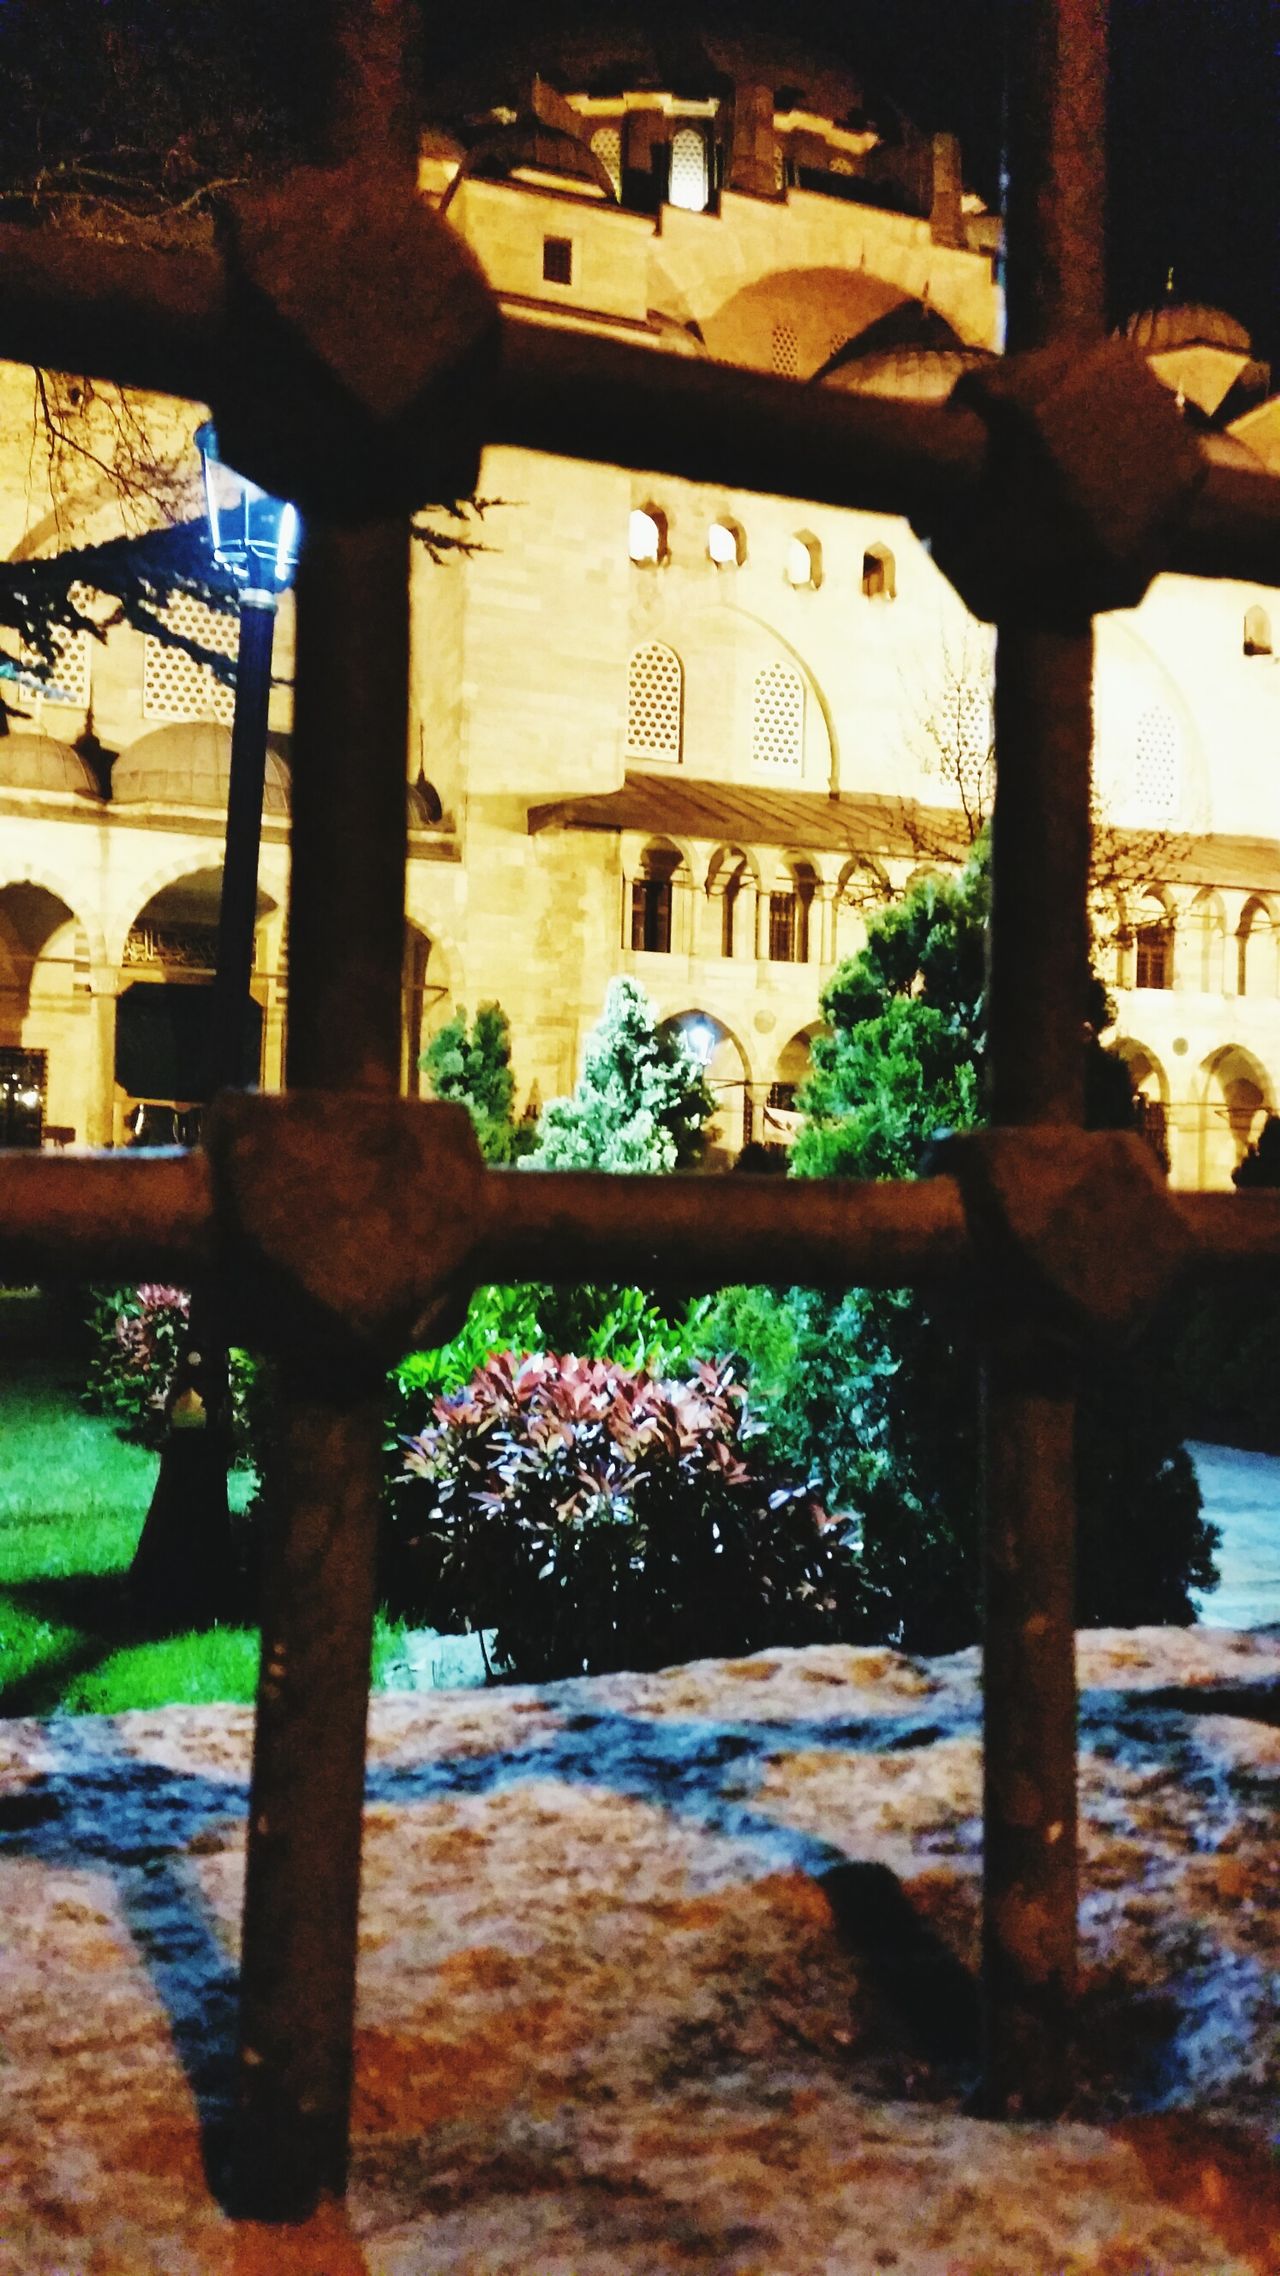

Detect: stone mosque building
[1, 30, 1278, 1184]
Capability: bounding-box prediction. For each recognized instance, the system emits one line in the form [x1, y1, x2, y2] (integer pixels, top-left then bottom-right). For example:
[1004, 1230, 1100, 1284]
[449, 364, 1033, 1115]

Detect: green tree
[527, 977, 714, 1173]
[421, 1001, 535, 1165]
[706, 850, 1218, 1651]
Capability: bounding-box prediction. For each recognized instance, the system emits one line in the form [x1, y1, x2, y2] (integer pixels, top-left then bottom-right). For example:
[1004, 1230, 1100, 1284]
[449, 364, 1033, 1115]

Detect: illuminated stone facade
[1, 55, 1278, 1181]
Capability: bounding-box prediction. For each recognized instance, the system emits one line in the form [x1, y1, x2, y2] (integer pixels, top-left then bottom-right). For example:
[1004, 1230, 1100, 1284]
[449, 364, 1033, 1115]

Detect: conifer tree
[421, 1001, 533, 1164]
[528, 978, 714, 1173]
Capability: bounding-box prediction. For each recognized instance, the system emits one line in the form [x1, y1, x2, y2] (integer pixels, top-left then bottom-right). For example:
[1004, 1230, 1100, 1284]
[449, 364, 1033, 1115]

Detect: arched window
[1133, 891, 1174, 990]
[1236, 897, 1278, 998]
[1132, 706, 1180, 822]
[591, 125, 622, 197]
[1244, 604, 1272, 658]
[862, 543, 896, 600]
[628, 841, 682, 954]
[1188, 890, 1226, 992]
[628, 506, 668, 566]
[707, 846, 750, 958]
[669, 125, 710, 212]
[707, 517, 746, 568]
[768, 863, 816, 963]
[751, 663, 804, 770]
[626, 643, 683, 762]
[786, 533, 821, 589]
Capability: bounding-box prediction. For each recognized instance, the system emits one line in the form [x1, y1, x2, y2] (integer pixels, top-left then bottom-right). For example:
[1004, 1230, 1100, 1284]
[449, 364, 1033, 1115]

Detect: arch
[1132, 887, 1175, 991]
[669, 124, 711, 213]
[1199, 1043, 1274, 1189]
[705, 843, 758, 957]
[0, 881, 85, 1046]
[767, 857, 818, 964]
[628, 837, 690, 956]
[402, 922, 451, 1097]
[1187, 888, 1226, 992]
[707, 516, 747, 569]
[786, 532, 822, 589]
[626, 641, 683, 762]
[124, 866, 279, 975]
[628, 504, 668, 566]
[659, 1010, 752, 1155]
[1112, 1037, 1171, 1167]
[701, 269, 918, 379]
[1236, 895, 1279, 998]
[861, 542, 896, 600]
[1244, 603, 1272, 657]
[751, 661, 805, 771]
[590, 125, 622, 198]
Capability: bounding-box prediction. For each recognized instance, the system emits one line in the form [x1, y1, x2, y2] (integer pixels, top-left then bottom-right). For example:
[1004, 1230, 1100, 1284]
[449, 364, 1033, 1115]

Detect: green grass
[0, 1301, 449, 1715]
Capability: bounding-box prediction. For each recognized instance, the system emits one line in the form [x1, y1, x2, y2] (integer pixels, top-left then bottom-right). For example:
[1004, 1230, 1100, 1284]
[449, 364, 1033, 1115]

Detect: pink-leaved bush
[391, 1351, 868, 1680]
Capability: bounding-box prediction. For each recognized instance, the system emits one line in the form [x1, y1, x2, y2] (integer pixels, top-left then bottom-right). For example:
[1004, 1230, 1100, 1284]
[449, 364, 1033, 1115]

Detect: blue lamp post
[194, 421, 299, 1097]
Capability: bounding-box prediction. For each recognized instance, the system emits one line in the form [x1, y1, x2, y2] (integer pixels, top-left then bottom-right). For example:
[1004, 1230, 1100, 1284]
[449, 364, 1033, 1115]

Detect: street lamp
[194, 420, 300, 1095]
[130, 429, 299, 1622]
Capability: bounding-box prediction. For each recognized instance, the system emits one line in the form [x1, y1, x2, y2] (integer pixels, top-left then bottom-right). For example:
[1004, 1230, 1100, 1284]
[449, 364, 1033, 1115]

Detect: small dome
[818, 343, 993, 402]
[0, 731, 100, 797]
[819, 300, 971, 373]
[1124, 303, 1253, 357]
[407, 776, 444, 828]
[112, 723, 290, 813]
[462, 119, 616, 198]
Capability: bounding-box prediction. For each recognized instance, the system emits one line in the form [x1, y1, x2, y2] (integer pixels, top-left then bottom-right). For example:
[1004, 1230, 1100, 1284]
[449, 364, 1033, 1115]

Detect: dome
[0, 732, 100, 797]
[112, 723, 290, 813]
[1124, 303, 1253, 356]
[818, 343, 993, 402]
[462, 120, 616, 199]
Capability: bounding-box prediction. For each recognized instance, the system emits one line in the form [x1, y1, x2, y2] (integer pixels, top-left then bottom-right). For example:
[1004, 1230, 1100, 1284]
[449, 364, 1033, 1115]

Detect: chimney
[930, 132, 966, 248]
[726, 82, 779, 199]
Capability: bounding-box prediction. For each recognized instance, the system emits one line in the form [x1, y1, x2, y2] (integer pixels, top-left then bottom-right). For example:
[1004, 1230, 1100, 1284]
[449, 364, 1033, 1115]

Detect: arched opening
[767, 860, 817, 964]
[628, 505, 668, 566]
[706, 844, 752, 958]
[669, 124, 711, 212]
[1236, 896, 1278, 998]
[117, 869, 277, 1118]
[786, 531, 822, 589]
[1187, 889, 1226, 993]
[628, 839, 688, 956]
[1244, 604, 1272, 657]
[0, 880, 89, 1143]
[1199, 1045, 1273, 1189]
[402, 923, 449, 1096]
[762, 1026, 815, 1150]
[660, 1011, 750, 1159]
[1114, 1039, 1171, 1171]
[707, 516, 746, 568]
[1132, 889, 1174, 991]
[861, 542, 896, 600]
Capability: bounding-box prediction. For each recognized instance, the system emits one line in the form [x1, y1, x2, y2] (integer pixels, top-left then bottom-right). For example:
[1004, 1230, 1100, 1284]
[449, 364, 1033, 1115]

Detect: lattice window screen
[626, 642, 682, 760]
[772, 322, 800, 378]
[591, 126, 622, 195]
[17, 625, 90, 706]
[751, 663, 804, 769]
[1133, 706, 1180, 821]
[668, 127, 709, 211]
[143, 593, 236, 724]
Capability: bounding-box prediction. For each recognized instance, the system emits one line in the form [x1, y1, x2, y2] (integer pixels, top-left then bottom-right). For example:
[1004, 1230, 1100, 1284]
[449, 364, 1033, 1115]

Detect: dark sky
[421, 0, 1280, 371]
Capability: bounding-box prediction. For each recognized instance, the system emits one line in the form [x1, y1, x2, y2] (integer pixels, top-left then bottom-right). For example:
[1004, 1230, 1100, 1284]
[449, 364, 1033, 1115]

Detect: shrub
[84, 1284, 257, 1458]
[388, 1351, 869, 1680]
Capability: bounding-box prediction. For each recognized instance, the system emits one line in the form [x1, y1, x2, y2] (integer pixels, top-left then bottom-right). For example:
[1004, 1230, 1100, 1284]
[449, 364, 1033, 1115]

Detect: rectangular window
[630, 879, 672, 954]
[769, 892, 798, 963]
[1135, 925, 1170, 990]
[542, 236, 573, 285]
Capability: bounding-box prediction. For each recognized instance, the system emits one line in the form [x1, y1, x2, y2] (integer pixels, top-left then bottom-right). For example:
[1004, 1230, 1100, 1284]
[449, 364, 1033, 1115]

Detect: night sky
[422, 0, 1280, 373]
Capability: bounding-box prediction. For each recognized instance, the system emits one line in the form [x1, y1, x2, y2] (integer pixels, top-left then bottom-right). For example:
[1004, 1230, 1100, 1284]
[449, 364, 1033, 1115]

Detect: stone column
[86, 972, 117, 1148]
